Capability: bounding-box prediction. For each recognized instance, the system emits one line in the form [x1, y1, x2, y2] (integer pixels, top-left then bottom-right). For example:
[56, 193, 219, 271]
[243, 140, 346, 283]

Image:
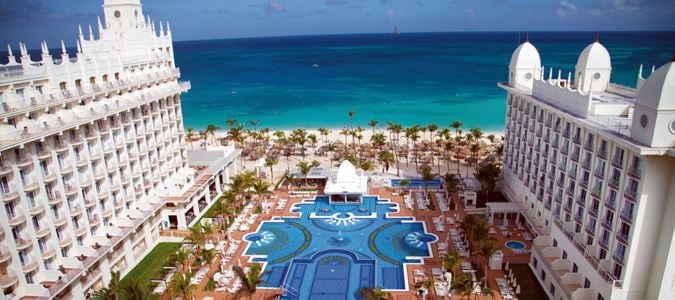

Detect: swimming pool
[242, 196, 437, 299]
[505, 240, 526, 250]
[391, 179, 442, 188]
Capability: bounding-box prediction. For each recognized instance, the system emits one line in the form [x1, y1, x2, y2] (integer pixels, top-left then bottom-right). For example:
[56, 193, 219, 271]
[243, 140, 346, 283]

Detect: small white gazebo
[324, 160, 368, 204]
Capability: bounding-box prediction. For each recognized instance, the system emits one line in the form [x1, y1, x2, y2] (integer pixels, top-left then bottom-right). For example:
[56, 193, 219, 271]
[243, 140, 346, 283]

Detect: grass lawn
[120, 242, 181, 299]
[510, 264, 548, 300]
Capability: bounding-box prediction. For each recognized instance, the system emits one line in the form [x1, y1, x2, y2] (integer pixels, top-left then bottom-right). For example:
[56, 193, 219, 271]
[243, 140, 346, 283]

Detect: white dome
[576, 42, 611, 70]
[335, 160, 358, 183]
[637, 61, 675, 110]
[509, 42, 541, 69]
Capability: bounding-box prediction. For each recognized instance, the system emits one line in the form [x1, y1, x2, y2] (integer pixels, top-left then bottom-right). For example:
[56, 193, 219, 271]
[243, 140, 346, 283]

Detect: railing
[553, 220, 621, 288]
[0, 68, 180, 117]
[0, 79, 184, 149]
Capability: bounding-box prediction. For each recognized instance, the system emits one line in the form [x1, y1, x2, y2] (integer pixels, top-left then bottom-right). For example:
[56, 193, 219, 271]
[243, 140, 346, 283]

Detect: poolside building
[324, 160, 368, 203]
[499, 39, 675, 300]
[0, 0, 239, 298]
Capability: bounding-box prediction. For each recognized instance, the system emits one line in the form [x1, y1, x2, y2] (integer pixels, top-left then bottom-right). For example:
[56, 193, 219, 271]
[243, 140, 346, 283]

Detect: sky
[0, 0, 674, 46]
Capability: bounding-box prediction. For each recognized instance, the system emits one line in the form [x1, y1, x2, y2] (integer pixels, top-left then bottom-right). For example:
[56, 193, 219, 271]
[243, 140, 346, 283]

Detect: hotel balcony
[624, 189, 637, 202]
[0, 68, 179, 116]
[35, 221, 51, 237]
[608, 177, 620, 189]
[0, 271, 18, 289]
[14, 235, 32, 250]
[0, 82, 184, 149]
[29, 201, 45, 215]
[601, 218, 613, 230]
[8, 210, 26, 226]
[23, 175, 39, 190]
[627, 165, 641, 179]
[58, 234, 73, 247]
[620, 209, 633, 224]
[1, 184, 20, 201]
[613, 250, 625, 265]
[0, 241, 10, 261]
[611, 156, 624, 169]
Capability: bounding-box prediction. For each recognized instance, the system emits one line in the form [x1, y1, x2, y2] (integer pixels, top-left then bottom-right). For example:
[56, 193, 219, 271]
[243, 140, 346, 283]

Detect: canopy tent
[324, 160, 368, 203]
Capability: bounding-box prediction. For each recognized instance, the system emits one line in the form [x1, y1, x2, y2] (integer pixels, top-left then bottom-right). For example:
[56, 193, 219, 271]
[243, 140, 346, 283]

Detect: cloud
[465, 8, 476, 23]
[0, 0, 97, 24]
[264, 0, 286, 13]
[557, 0, 577, 18]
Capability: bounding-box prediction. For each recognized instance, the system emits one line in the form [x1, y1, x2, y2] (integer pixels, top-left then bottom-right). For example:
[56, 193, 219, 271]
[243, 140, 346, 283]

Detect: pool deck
[166, 185, 534, 300]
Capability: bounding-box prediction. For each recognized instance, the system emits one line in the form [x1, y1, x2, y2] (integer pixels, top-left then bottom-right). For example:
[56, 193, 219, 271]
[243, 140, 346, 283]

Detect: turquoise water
[174, 32, 675, 131]
[242, 196, 437, 298]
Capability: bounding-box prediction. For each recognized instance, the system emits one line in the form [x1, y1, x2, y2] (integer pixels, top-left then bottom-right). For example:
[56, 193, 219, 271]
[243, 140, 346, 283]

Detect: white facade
[0, 1, 239, 299]
[499, 40, 675, 300]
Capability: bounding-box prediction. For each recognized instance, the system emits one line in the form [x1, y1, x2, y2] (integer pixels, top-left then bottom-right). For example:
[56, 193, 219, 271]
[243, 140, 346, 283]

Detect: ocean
[174, 31, 675, 132]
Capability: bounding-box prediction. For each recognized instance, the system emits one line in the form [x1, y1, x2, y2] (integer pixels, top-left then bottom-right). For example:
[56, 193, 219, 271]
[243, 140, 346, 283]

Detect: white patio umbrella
[516, 284, 521, 294]
[509, 269, 513, 278]
[513, 277, 518, 287]
[505, 261, 510, 270]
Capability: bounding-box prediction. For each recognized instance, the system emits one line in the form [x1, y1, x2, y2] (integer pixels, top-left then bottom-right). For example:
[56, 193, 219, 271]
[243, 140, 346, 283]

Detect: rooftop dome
[636, 61, 675, 110]
[509, 41, 541, 69]
[335, 160, 358, 183]
[576, 42, 611, 70]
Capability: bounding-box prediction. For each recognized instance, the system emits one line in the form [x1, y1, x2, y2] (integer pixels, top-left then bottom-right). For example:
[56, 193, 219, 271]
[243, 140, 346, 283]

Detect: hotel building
[0, 0, 238, 298]
[499, 40, 675, 300]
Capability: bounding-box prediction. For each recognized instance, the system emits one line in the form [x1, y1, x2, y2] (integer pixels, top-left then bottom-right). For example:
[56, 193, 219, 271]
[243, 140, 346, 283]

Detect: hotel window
[572, 263, 578, 273]
[613, 264, 622, 278]
[584, 278, 591, 288]
[25, 272, 34, 284]
[549, 283, 555, 295]
[599, 248, 607, 260]
[562, 250, 567, 259]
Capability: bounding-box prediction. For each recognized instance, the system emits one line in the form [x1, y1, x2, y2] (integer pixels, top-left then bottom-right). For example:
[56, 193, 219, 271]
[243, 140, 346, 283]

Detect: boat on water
[392, 26, 400, 35]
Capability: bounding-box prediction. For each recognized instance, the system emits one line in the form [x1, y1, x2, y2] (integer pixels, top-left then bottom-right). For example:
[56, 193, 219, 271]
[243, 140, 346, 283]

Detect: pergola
[486, 202, 522, 225]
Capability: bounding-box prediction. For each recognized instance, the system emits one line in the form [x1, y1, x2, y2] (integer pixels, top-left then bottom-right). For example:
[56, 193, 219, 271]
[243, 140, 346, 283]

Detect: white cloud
[264, 0, 286, 13]
[557, 0, 577, 18]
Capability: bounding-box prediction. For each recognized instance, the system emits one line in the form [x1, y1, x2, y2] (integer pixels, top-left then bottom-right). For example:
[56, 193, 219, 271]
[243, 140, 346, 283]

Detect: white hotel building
[500, 39, 674, 300]
[0, 0, 238, 299]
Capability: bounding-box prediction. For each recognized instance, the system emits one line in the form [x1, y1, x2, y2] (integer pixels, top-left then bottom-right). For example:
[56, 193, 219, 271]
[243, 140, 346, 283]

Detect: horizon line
[172, 29, 675, 43]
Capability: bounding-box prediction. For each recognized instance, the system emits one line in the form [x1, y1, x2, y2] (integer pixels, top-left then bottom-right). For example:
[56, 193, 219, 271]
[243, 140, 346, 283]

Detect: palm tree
[291, 128, 308, 160]
[307, 133, 318, 149]
[232, 263, 264, 300]
[495, 144, 504, 165]
[378, 150, 395, 174]
[368, 119, 379, 134]
[91, 271, 120, 300]
[264, 157, 278, 184]
[120, 279, 149, 300]
[169, 271, 197, 300]
[252, 180, 271, 205]
[371, 133, 387, 151]
[360, 160, 374, 172]
[442, 172, 459, 209]
[348, 111, 356, 130]
[475, 163, 501, 203]
[186, 127, 195, 150]
[172, 247, 191, 273]
[442, 250, 463, 280]
[187, 223, 205, 256]
[200, 249, 216, 267]
[419, 165, 436, 207]
[225, 119, 237, 130]
[398, 178, 410, 195]
[317, 127, 330, 146]
[475, 239, 497, 287]
[451, 120, 463, 139]
[452, 274, 474, 300]
[356, 286, 392, 300]
[296, 160, 319, 187]
[206, 124, 219, 144]
[427, 123, 439, 143]
[339, 127, 350, 145]
[249, 119, 259, 132]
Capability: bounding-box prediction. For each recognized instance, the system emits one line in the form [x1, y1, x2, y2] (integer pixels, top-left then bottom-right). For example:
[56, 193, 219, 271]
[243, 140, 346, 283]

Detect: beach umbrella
[513, 277, 518, 287]
[505, 261, 510, 270]
[516, 284, 521, 294]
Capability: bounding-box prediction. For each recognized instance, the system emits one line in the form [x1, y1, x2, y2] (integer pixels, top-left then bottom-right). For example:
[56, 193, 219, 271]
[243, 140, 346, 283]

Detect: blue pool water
[242, 196, 437, 299]
[505, 240, 526, 250]
[391, 179, 442, 188]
